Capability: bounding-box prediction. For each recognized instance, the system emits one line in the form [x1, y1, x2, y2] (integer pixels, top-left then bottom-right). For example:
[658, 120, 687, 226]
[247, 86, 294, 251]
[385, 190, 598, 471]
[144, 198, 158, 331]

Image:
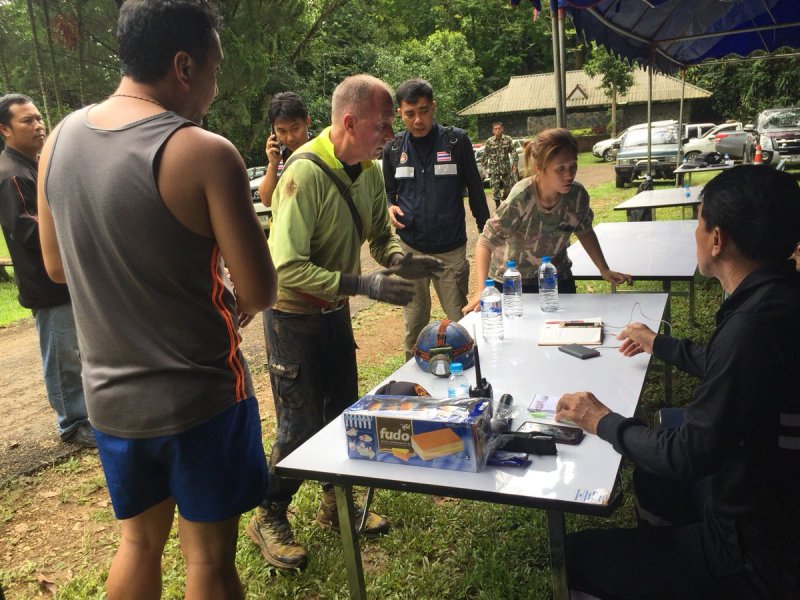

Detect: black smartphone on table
[558, 343, 600, 360]
[517, 421, 584, 445]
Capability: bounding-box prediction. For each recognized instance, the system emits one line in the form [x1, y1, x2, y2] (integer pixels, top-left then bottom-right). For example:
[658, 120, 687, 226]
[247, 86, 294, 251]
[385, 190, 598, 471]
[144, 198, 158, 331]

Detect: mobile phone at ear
[558, 343, 600, 359]
[517, 421, 584, 445]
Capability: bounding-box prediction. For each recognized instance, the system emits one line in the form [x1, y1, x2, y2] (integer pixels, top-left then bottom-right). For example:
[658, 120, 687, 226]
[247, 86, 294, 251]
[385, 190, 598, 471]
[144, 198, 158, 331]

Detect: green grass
[0, 171, 724, 599]
[0, 235, 30, 327]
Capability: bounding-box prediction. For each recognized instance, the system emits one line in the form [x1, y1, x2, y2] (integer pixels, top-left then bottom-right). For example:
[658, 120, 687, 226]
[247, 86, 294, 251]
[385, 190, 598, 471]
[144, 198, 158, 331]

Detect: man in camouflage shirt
[482, 122, 518, 208]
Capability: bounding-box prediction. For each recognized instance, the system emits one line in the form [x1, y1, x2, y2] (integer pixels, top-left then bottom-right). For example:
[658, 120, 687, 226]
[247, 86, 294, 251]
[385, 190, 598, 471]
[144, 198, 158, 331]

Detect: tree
[689, 56, 800, 122]
[583, 43, 634, 136]
[373, 30, 483, 130]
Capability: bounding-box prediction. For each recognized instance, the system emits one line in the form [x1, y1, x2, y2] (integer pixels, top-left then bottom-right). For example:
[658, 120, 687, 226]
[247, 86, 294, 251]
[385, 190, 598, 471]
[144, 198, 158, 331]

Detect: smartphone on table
[517, 421, 584, 445]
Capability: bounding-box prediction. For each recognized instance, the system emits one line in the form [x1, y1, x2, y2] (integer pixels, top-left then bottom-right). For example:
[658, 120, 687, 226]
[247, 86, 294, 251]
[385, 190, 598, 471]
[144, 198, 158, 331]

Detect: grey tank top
[44, 107, 253, 438]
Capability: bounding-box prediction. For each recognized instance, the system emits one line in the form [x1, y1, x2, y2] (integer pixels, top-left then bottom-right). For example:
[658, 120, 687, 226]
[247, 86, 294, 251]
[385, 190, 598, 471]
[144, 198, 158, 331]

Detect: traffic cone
[754, 144, 763, 165]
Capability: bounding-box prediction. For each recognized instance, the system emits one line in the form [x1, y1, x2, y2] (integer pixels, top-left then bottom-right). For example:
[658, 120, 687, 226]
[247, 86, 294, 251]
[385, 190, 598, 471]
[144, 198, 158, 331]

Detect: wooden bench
[0, 257, 11, 282]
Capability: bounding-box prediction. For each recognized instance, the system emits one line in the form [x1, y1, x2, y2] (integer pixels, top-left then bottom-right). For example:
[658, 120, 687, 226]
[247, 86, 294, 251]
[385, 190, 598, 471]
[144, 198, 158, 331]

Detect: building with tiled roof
[459, 69, 712, 139]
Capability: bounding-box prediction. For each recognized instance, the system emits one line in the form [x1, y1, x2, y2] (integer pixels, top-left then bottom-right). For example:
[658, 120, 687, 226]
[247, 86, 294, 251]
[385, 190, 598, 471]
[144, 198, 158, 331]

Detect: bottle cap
[484, 279, 495, 287]
[450, 362, 463, 375]
[542, 256, 551, 263]
[506, 261, 517, 268]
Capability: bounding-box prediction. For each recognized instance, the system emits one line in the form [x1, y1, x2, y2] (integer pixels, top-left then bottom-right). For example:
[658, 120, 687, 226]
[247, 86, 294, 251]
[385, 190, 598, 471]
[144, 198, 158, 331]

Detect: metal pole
[676, 67, 686, 185]
[559, 7, 567, 127]
[646, 63, 653, 178]
[551, 6, 563, 128]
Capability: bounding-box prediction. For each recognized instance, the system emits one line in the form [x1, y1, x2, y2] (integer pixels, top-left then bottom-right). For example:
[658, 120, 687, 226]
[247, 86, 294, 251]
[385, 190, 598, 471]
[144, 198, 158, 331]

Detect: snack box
[343, 394, 491, 472]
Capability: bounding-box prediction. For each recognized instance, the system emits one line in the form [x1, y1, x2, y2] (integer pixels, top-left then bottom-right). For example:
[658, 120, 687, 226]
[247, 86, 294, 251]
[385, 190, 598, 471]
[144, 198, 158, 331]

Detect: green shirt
[269, 127, 402, 313]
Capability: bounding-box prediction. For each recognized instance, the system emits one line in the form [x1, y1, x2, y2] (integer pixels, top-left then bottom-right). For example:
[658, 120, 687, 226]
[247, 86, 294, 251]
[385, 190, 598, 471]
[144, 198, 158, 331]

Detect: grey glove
[338, 271, 415, 306]
[386, 252, 445, 280]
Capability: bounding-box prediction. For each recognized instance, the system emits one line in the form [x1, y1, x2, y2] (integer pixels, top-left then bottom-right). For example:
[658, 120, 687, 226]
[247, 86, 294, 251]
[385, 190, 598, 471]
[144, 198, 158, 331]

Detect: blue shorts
[95, 397, 268, 522]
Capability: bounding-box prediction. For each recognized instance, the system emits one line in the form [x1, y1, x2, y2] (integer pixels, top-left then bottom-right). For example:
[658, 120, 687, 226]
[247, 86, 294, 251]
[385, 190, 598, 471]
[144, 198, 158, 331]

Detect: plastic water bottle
[538, 257, 559, 312]
[480, 279, 504, 343]
[447, 362, 470, 399]
[724, 153, 731, 165]
[502, 261, 523, 319]
[683, 181, 690, 200]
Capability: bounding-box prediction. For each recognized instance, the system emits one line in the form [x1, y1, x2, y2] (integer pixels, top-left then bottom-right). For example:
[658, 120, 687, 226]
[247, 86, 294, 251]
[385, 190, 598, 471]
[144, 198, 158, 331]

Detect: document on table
[538, 318, 603, 346]
[527, 393, 565, 421]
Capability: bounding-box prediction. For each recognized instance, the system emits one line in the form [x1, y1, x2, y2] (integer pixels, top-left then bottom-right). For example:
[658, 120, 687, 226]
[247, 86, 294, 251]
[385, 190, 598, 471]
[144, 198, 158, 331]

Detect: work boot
[316, 486, 390, 538]
[246, 502, 308, 570]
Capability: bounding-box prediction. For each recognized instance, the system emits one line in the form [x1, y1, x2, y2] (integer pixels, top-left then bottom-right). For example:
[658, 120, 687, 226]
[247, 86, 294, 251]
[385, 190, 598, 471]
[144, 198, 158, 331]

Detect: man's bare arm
[157, 127, 277, 314]
[37, 124, 66, 284]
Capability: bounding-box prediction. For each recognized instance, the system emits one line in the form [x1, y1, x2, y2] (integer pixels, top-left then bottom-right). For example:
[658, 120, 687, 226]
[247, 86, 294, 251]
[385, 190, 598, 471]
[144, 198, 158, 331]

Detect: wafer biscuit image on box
[411, 427, 464, 460]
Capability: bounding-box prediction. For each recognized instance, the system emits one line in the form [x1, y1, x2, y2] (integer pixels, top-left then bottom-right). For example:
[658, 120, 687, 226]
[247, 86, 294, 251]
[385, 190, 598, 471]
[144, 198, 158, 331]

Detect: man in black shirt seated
[557, 165, 800, 600]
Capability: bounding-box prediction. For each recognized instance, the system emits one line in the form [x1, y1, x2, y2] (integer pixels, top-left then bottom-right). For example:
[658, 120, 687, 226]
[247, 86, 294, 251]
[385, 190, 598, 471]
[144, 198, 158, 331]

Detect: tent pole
[647, 62, 653, 179]
[676, 67, 686, 185]
[559, 7, 567, 127]
[551, 6, 564, 128]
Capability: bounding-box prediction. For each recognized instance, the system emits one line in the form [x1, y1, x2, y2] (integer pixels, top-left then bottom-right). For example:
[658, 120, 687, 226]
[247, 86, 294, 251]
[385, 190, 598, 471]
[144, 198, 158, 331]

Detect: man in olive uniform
[482, 122, 518, 208]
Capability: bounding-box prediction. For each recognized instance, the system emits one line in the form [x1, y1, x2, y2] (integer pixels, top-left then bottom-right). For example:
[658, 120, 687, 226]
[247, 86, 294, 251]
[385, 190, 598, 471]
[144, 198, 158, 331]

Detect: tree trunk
[0, 46, 10, 92]
[611, 83, 618, 137]
[289, 0, 350, 65]
[26, 0, 52, 130]
[75, 0, 85, 105]
[40, 0, 64, 117]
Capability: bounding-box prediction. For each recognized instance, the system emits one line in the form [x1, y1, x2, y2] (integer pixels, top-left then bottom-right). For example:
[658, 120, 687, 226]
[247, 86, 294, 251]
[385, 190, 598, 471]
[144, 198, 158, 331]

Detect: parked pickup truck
[751, 107, 800, 167]
[614, 123, 680, 188]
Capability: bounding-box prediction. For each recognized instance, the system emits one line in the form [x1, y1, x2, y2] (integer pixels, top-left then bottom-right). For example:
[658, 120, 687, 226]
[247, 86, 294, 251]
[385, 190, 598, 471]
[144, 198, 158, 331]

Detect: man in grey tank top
[37, 2, 277, 599]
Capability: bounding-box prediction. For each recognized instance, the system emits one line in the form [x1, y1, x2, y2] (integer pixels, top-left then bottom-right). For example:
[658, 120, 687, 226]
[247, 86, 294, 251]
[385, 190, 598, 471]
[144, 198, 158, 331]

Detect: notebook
[538, 318, 603, 346]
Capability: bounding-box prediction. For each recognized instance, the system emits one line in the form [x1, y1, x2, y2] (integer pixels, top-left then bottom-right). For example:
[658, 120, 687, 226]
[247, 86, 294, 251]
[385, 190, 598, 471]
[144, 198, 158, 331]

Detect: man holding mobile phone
[257, 91, 311, 208]
[556, 166, 800, 599]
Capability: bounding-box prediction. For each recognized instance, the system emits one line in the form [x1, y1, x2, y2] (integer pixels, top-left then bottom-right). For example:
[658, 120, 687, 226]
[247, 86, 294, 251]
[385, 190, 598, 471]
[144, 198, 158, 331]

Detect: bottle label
[481, 300, 502, 315]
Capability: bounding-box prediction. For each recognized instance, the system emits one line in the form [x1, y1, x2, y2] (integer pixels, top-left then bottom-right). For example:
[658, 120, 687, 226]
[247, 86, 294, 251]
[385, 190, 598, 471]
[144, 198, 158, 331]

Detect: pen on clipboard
[544, 320, 600, 328]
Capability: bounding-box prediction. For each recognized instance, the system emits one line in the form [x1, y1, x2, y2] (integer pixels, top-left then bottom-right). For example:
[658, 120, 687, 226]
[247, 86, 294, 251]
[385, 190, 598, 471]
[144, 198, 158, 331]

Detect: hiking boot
[246, 502, 307, 570]
[316, 487, 390, 538]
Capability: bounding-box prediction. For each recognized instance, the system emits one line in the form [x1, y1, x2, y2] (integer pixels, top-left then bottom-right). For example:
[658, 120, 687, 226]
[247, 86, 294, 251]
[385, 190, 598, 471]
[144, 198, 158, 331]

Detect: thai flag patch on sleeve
[436, 151, 452, 162]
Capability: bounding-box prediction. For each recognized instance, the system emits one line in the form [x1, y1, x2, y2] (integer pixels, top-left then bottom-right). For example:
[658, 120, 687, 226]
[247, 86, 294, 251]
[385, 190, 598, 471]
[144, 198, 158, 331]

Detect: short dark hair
[0, 94, 34, 127]
[700, 165, 800, 263]
[492, 122, 504, 128]
[117, 0, 222, 84]
[395, 79, 434, 106]
[268, 92, 309, 125]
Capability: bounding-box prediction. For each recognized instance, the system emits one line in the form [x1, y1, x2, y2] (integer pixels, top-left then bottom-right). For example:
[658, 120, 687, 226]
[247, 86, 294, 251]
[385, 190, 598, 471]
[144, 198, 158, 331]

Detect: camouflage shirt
[477, 177, 594, 282]
[482, 134, 518, 176]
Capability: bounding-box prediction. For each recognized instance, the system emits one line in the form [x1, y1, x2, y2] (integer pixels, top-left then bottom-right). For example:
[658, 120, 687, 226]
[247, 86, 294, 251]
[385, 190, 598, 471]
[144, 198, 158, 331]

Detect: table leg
[689, 278, 696, 324]
[546, 510, 569, 600]
[334, 485, 367, 600]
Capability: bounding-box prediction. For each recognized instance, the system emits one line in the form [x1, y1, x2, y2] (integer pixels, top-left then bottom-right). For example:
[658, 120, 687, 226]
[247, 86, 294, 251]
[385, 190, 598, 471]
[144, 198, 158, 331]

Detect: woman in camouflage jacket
[463, 128, 631, 313]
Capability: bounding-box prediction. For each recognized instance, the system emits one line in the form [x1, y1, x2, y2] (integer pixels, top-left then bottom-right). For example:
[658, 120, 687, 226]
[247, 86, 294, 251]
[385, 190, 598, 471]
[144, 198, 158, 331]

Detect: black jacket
[0, 146, 69, 309]
[598, 261, 800, 570]
[382, 123, 488, 254]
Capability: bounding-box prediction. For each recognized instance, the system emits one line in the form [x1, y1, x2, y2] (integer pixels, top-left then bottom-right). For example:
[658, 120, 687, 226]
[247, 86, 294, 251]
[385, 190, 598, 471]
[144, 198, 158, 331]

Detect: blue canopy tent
[535, 0, 800, 178]
[566, 0, 800, 75]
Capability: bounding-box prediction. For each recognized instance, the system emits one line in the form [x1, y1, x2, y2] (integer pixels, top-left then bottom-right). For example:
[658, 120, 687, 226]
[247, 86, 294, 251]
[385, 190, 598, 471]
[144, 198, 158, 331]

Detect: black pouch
[499, 432, 557, 455]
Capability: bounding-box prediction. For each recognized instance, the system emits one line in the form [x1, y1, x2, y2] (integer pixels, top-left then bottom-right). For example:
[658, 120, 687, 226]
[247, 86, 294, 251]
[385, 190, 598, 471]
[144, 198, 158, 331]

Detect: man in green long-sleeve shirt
[247, 74, 442, 571]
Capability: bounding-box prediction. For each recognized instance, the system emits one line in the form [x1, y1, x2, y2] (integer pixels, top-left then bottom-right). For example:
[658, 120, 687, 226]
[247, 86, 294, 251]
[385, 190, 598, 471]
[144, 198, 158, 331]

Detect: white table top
[614, 185, 702, 211]
[277, 293, 668, 516]
[673, 161, 733, 174]
[568, 220, 698, 281]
